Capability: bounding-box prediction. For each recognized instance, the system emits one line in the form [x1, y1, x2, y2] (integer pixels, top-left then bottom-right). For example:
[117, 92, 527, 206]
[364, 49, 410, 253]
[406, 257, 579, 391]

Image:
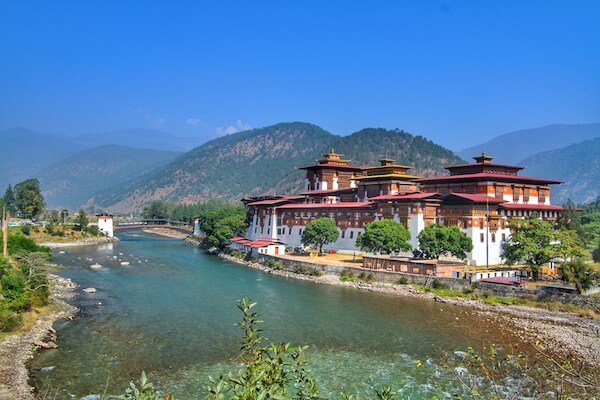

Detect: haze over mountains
[1, 122, 597, 212]
[458, 123, 600, 164]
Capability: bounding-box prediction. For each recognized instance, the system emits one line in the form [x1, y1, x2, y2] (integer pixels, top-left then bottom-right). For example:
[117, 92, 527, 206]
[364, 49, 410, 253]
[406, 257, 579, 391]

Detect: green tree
[198, 204, 248, 248]
[14, 179, 45, 218]
[557, 199, 581, 231]
[416, 224, 473, 260]
[356, 219, 411, 254]
[593, 247, 600, 263]
[74, 209, 89, 231]
[3, 184, 16, 214]
[502, 216, 584, 280]
[301, 218, 339, 254]
[562, 259, 598, 294]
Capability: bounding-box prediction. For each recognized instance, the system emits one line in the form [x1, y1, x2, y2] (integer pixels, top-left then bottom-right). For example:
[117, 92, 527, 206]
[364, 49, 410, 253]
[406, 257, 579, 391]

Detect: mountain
[37, 145, 181, 209]
[73, 128, 207, 152]
[90, 122, 464, 212]
[458, 123, 600, 164]
[0, 127, 85, 191]
[518, 138, 600, 205]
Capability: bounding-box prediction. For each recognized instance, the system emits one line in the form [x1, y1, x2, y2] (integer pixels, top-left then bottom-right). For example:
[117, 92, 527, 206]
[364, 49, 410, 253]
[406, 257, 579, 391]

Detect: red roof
[444, 193, 506, 204]
[416, 173, 561, 185]
[370, 192, 441, 201]
[446, 162, 525, 171]
[297, 162, 363, 171]
[230, 236, 282, 248]
[247, 196, 304, 206]
[277, 201, 374, 209]
[500, 203, 563, 211]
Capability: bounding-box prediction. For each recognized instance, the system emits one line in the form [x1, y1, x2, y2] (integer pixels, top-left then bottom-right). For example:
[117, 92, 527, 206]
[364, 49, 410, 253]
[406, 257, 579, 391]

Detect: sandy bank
[40, 236, 118, 249]
[0, 275, 78, 400]
[142, 227, 190, 239]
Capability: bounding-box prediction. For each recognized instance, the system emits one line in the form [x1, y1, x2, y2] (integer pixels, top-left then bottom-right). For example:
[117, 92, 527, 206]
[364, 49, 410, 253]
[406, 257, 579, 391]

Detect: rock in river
[82, 287, 97, 293]
[90, 263, 102, 269]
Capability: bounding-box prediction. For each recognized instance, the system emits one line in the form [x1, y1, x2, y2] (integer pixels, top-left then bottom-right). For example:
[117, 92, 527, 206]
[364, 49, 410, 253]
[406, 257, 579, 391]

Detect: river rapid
[30, 231, 525, 399]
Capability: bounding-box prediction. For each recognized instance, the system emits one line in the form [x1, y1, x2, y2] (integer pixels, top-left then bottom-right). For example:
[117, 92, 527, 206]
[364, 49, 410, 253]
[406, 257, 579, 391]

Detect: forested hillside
[90, 122, 464, 212]
[519, 138, 600, 204]
[38, 145, 181, 209]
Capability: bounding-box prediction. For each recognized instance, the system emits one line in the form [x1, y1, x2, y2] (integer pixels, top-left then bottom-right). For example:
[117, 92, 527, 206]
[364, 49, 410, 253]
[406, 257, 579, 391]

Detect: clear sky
[1, 1, 599, 150]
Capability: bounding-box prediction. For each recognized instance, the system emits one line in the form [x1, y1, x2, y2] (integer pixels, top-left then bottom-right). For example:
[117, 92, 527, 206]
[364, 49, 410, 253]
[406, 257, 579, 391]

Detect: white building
[97, 213, 114, 237]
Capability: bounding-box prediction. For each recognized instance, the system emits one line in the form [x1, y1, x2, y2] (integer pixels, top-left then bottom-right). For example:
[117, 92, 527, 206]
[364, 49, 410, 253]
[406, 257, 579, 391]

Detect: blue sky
[1, 1, 599, 150]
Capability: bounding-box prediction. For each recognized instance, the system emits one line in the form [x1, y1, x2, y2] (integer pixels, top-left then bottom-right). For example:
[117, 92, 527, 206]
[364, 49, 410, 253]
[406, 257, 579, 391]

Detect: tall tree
[502, 216, 585, 280]
[557, 199, 580, 231]
[562, 259, 598, 294]
[197, 203, 248, 248]
[416, 224, 473, 260]
[3, 184, 16, 214]
[74, 209, 89, 231]
[301, 218, 339, 254]
[356, 219, 411, 254]
[14, 179, 45, 218]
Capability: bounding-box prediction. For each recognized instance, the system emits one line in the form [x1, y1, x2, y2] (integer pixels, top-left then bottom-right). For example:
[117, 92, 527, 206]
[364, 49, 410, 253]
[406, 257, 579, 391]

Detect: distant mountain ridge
[458, 123, 600, 164]
[90, 122, 465, 212]
[37, 145, 181, 209]
[518, 137, 600, 204]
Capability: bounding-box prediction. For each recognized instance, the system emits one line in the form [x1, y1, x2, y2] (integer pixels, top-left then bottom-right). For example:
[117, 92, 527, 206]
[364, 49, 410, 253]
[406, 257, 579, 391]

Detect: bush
[593, 247, 600, 263]
[432, 279, 447, 289]
[0, 305, 22, 332]
[230, 250, 245, 259]
[397, 276, 409, 285]
[264, 258, 283, 270]
[358, 272, 375, 283]
[339, 270, 357, 282]
[20, 225, 31, 236]
[85, 225, 101, 236]
[5, 234, 50, 255]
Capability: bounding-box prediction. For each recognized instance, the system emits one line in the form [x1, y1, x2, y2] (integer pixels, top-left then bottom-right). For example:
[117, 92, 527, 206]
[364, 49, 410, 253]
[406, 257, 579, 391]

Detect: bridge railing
[115, 219, 191, 227]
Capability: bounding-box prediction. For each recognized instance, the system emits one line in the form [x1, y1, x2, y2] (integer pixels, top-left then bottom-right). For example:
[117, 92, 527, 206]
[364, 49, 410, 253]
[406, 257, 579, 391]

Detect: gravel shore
[219, 252, 600, 367]
[0, 275, 78, 400]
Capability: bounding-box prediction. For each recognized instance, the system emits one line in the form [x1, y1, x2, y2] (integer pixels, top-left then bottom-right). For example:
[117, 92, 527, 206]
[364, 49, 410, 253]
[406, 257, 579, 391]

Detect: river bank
[0, 274, 78, 400]
[40, 235, 118, 249]
[142, 227, 190, 239]
[219, 252, 600, 367]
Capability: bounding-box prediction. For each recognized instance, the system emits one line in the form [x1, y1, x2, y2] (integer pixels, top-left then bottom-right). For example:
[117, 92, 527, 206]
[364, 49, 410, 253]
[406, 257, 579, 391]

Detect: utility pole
[2, 207, 8, 257]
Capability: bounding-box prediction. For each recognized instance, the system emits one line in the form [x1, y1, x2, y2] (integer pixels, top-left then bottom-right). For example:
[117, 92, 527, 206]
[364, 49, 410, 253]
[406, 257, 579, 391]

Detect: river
[30, 231, 523, 398]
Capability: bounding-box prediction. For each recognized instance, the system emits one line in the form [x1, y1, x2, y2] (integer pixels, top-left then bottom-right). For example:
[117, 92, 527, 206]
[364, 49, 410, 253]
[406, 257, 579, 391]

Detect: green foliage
[205, 297, 323, 400]
[557, 199, 581, 230]
[431, 279, 446, 289]
[593, 247, 600, 263]
[85, 225, 102, 236]
[356, 219, 411, 254]
[111, 371, 176, 400]
[502, 216, 585, 280]
[14, 178, 45, 218]
[197, 203, 248, 248]
[2, 184, 16, 214]
[20, 225, 31, 236]
[74, 209, 89, 231]
[1, 233, 50, 255]
[339, 270, 357, 282]
[562, 259, 598, 294]
[264, 258, 283, 270]
[416, 224, 473, 260]
[580, 211, 600, 225]
[301, 218, 339, 253]
[397, 276, 409, 285]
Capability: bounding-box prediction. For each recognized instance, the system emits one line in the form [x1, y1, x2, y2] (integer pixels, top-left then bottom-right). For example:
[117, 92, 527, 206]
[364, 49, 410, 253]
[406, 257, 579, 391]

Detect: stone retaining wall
[254, 254, 471, 291]
[255, 254, 600, 311]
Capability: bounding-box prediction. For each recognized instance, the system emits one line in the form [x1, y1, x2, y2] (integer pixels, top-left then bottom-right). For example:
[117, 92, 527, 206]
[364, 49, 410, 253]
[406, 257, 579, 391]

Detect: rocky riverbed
[0, 275, 78, 400]
[40, 236, 118, 249]
[219, 252, 600, 368]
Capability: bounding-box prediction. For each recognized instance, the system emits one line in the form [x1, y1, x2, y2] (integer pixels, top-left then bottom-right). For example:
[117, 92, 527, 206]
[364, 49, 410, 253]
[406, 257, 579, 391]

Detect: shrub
[482, 290, 494, 299]
[264, 258, 283, 270]
[462, 286, 474, 294]
[6, 234, 50, 255]
[432, 279, 447, 289]
[357, 272, 375, 283]
[0, 305, 22, 332]
[339, 270, 357, 282]
[20, 225, 31, 236]
[85, 225, 101, 236]
[397, 276, 409, 285]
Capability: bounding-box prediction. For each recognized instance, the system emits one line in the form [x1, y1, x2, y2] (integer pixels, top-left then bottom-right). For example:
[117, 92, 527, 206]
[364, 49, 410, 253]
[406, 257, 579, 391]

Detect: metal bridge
[114, 219, 193, 234]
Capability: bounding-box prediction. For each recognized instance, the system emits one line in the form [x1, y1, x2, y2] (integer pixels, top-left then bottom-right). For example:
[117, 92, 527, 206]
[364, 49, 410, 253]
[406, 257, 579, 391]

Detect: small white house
[461, 269, 527, 282]
[229, 236, 286, 256]
[97, 213, 114, 237]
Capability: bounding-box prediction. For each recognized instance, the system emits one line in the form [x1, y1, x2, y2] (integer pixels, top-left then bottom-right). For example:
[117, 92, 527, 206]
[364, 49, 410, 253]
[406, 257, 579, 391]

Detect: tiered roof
[298, 149, 363, 171]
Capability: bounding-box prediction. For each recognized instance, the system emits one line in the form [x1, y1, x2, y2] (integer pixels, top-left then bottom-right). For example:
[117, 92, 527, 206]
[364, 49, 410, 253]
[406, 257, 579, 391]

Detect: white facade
[97, 214, 114, 237]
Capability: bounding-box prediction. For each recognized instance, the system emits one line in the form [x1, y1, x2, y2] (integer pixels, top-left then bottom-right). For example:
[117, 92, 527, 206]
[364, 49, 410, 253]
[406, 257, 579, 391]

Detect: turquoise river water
[30, 231, 523, 399]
